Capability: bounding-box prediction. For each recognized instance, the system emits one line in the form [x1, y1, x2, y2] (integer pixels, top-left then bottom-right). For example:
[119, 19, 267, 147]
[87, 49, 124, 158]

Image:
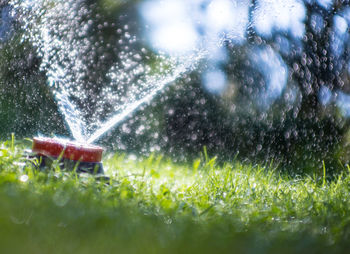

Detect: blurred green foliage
[0, 30, 68, 138]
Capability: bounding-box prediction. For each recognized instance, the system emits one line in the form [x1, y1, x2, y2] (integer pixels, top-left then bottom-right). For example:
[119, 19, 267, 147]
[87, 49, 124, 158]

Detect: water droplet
[19, 175, 29, 182]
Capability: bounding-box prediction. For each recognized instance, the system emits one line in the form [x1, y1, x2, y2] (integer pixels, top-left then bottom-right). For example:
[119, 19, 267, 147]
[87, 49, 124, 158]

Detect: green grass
[1, 138, 350, 253]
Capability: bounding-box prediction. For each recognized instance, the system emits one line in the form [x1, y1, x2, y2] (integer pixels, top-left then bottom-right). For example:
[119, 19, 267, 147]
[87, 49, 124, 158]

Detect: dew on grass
[53, 190, 71, 207]
[19, 174, 28, 182]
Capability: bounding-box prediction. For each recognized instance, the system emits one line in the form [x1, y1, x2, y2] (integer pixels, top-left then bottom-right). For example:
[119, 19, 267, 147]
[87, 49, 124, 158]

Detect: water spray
[14, 0, 204, 173]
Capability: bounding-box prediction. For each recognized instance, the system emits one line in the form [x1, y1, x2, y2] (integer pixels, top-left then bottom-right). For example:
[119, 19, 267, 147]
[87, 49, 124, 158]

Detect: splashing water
[86, 57, 200, 143]
[11, 0, 203, 143]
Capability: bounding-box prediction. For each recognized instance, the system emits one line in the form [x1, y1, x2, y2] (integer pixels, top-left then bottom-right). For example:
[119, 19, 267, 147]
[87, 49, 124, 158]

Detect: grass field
[1, 138, 350, 253]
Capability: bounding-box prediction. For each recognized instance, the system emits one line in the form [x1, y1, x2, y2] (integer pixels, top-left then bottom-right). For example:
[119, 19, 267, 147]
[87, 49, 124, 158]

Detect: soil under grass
[0, 138, 350, 253]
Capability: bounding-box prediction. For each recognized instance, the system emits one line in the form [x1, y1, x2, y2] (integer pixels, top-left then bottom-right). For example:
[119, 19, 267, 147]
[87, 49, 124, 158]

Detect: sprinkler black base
[34, 155, 104, 175]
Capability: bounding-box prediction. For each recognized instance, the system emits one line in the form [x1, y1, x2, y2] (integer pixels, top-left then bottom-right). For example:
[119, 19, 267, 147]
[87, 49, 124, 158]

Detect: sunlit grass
[0, 138, 350, 253]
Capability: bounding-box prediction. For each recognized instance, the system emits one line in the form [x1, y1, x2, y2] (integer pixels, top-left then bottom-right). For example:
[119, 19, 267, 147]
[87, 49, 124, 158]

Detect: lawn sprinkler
[31, 137, 104, 174]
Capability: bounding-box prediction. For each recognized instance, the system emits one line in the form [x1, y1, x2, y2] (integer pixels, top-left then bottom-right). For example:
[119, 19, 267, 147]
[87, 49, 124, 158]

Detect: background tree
[160, 0, 350, 172]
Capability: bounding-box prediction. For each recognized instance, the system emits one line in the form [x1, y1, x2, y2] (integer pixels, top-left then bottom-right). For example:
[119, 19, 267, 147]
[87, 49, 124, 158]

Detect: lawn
[0, 138, 350, 253]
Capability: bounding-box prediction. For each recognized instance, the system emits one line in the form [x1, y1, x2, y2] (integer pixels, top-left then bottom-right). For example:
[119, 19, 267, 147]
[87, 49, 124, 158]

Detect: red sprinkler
[32, 137, 104, 174]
